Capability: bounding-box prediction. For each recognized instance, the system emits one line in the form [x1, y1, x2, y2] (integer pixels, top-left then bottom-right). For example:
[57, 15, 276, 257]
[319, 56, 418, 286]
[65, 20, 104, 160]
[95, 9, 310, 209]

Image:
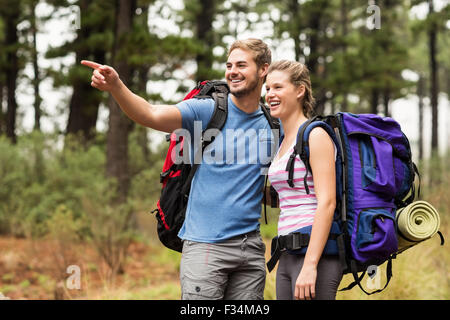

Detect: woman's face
[265, 70, 304, 120]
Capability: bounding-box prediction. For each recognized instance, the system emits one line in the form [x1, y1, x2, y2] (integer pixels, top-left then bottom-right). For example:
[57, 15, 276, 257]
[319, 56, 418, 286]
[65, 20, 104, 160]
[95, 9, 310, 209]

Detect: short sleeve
[176, 98, 215, 135]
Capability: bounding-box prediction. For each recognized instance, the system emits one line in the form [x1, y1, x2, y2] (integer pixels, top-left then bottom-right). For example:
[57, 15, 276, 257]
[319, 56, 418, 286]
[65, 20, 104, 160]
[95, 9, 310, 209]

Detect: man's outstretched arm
[81, 60, 182, 133]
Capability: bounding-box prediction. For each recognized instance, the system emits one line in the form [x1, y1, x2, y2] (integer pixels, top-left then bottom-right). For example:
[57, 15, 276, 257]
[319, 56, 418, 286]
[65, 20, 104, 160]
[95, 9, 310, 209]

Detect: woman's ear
[297, 85, 305, 100]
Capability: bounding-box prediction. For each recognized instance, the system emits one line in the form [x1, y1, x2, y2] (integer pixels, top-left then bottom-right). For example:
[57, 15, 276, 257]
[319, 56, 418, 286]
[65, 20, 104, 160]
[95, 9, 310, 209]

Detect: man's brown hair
[227, 38, 272, 68]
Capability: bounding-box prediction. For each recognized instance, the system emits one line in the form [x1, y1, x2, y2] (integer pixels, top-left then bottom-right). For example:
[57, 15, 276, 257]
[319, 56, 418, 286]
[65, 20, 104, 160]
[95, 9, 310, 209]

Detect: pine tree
[0, 0, 22, 143]
[45, 0, 115, 142]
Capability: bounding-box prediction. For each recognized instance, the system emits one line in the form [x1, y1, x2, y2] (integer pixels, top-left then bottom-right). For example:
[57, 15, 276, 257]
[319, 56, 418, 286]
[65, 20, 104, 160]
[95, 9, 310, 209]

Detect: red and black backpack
[151, 80, 279, 252]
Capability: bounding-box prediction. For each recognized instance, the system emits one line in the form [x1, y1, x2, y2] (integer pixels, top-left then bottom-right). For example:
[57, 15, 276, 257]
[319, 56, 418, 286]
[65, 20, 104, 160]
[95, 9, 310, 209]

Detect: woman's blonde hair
[268, 60, 315, 118]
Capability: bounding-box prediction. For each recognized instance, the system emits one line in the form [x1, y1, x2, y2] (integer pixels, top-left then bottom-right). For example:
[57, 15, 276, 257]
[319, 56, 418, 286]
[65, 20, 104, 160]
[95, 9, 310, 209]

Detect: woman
[266, 60, 342, 300]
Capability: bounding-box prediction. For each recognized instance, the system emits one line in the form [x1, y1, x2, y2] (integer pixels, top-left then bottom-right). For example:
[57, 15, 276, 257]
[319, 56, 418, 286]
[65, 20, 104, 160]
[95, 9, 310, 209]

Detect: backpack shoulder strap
[180, 85, 229, 197]
[204, 91, 228, 134]
[285, 116, 318, 190]
[286, 116, 340, 192]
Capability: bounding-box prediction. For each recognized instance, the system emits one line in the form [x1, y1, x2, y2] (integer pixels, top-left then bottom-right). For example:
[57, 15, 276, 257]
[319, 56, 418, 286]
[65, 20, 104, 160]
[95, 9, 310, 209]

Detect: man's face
[225, 48, 261, 98]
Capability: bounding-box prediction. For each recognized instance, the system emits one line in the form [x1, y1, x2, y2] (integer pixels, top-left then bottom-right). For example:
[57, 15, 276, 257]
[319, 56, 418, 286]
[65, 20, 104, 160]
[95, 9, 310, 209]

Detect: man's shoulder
[178, 97, 215, 109]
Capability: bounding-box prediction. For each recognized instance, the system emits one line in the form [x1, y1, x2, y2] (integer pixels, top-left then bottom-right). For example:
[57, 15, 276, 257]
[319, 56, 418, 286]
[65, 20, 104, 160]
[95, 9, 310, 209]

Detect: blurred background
[0, 0, 448, 300]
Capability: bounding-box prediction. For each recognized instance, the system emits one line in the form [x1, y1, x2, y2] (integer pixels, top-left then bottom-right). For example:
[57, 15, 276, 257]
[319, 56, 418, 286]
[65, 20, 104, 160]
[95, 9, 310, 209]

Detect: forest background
[0, 0, 449, 300]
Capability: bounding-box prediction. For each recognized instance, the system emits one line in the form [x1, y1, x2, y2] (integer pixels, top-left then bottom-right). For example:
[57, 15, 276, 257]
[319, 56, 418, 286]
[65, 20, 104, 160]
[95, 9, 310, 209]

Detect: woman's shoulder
[308, 126, 332, 143]
[308, 126, 336, 159]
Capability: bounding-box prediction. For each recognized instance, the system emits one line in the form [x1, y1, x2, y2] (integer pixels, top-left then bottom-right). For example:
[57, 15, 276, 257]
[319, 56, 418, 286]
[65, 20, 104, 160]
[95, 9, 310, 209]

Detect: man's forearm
[82, 60, 182, 133]
[109, 80, 181, 133]
[110, 80, 154, 127]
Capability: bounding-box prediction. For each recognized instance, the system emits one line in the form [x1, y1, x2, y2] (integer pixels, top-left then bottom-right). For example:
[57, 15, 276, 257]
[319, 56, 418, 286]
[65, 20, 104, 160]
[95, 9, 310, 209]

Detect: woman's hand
[294, 263, 317, 300]
[81, 60, 121, 92]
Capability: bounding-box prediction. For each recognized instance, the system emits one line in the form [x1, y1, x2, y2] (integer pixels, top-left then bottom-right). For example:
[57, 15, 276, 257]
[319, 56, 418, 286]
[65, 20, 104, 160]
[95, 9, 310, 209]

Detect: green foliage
[46, 204, 84, 244]
[259, 206, 279, 240]
[0, 130, 163, 238]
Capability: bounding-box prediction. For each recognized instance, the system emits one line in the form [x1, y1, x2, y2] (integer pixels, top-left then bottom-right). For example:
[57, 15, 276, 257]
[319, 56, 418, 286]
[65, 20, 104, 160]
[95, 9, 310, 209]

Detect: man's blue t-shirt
[175, 96, 277, 243]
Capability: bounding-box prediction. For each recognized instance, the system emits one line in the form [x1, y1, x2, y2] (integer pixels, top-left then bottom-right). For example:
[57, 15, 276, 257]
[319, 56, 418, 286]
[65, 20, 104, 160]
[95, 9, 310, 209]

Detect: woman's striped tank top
[268, 141, 318, 236]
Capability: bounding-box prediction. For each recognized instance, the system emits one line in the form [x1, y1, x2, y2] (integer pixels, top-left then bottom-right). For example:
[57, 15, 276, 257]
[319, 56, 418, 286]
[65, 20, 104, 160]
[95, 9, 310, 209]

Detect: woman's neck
[280, 111, 309, 143]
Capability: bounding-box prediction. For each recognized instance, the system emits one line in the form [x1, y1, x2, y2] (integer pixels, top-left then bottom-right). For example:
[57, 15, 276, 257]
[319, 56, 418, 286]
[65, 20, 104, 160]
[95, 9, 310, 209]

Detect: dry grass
[1, 157, 448, 300]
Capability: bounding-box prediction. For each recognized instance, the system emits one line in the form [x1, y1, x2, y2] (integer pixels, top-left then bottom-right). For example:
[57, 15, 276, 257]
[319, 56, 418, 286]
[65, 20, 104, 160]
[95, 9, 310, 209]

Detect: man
[82, 38, 275, 300]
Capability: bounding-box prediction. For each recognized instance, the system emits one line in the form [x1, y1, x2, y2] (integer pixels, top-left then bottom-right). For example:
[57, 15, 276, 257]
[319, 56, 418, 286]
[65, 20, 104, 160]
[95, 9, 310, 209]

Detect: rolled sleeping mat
[395, 200, 442, 253]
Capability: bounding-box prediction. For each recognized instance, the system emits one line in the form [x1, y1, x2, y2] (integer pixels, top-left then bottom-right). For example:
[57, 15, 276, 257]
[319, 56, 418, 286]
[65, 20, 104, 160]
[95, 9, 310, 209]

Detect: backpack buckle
[278, 232, 310, 251]
[289, 233, 310, 250]
[160, 170, 170, 183]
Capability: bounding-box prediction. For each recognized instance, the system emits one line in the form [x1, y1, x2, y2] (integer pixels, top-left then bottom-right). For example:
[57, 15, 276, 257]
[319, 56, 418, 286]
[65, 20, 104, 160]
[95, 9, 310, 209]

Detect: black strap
[336, 233, 348, 272]
[267, 237, 282, 272]
[339, 257, 394, 295]
[196, 80, 229, 97]
[260, 101, 280, 224]
[413, 162, 421, 199]
[263, 175, 269, 225]
[270, 185, 279, 208]
[437, 231, 445, 246]
[399, 161, 421, 208]
[180, 91, 228, 198]
[286, 153, 297, 188]
[197, 92, 228, 138]
[260, 102, 280, 131]
[267, 232, 339, 272]
[286, 117, 318, 192]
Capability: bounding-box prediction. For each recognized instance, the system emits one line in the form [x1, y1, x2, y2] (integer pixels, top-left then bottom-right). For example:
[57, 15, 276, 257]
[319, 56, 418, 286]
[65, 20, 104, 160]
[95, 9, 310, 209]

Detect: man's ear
[297, 85, 305, 100]
[259, 63, 269, 79]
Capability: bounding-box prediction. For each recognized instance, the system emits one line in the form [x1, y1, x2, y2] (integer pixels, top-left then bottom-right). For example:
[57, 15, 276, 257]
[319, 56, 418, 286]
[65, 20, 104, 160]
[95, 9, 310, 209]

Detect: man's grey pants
[180, 230, 266, 300]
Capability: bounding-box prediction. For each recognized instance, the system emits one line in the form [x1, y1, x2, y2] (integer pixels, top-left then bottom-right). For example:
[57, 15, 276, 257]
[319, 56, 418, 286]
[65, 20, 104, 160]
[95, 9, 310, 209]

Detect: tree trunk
[66, 51, 105, 142]
[370, 89, 379, 114]
[383, 88, 390, 117]
[106, 0, 136, 203]
[340, 0, 348, 112]
[428, 0, 439, 153]
[195, 0, 216, 81]
[31, 2, 42, 131]
[136, 4, 151, 164]
[66, 0, 105, 142]
[417, 76, 424, 161]
[289, 0, 302, 62]
[0, 85, 4, 134]
[5, 4, 20, 144]
[306, 0, 328, 116]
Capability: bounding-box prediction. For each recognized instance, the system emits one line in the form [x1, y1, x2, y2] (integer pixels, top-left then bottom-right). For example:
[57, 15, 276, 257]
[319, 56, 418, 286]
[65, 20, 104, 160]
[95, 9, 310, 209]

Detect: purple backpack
[284, 112, 419, 294]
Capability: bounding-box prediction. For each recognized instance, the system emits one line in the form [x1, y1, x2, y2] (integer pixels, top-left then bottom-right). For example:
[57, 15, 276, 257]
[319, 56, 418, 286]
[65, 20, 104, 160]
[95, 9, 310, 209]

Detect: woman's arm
[294, 127, 336, 300]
